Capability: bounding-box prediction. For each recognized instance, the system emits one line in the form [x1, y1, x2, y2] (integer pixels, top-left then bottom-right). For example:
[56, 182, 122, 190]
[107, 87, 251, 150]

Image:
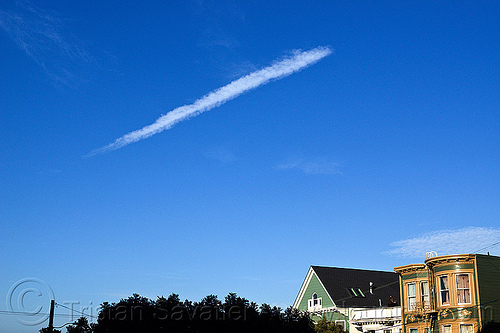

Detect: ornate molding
[438, 308, 455, 319]
[459, 309, 472, 317]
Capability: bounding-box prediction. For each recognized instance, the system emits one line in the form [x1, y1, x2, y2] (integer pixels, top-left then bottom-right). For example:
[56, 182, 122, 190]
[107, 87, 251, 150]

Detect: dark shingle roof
[312, 266, 400, 308]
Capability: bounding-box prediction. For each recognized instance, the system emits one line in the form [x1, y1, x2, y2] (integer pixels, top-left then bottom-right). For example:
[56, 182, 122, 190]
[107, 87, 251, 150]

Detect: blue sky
[1, 1, 499, 331]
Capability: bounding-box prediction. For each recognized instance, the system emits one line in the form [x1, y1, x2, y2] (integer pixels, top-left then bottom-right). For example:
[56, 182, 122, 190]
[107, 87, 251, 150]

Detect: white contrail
[87, 46, 332, 156]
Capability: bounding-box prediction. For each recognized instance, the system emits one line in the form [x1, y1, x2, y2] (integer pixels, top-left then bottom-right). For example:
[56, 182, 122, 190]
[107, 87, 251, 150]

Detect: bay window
[439, 276, 450, 305]
[457, 274, 471, 304]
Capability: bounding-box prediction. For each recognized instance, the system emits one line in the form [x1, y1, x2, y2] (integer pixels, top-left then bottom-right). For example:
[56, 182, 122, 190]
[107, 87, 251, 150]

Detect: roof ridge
[311, 265, 396, 273]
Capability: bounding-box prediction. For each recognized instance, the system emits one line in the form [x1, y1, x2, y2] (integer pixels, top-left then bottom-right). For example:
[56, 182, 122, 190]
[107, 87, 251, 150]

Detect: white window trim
[407, 282, 416, 311]
[456, 273, 472, 305]
[459, 323, 474, 333]
[335, 320, 345, 329]
[307, 293, 323, 311]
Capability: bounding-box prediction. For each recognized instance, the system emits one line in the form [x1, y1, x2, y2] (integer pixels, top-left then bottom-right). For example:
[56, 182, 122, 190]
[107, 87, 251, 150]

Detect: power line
[55, 302, 97, 319]
[0, 301, 98, 320]
[0, 309, 76, 317]
[474, 241, 500, 254]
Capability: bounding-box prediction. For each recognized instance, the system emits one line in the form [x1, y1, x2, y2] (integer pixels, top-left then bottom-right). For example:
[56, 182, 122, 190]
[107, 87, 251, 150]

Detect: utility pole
[48, 300, 55, 332]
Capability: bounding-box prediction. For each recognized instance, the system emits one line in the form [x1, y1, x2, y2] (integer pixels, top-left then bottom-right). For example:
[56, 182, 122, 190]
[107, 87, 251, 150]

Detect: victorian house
[293, 266, 402, 333]
[394, 253, 500, 333]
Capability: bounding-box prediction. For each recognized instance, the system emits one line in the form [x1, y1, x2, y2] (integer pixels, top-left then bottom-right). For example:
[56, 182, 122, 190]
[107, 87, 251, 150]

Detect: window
[335, 320, 345, 330]
[424, 328, 429, 333]
[439, 276, 450, 305]
[460, 324, 474, 333]
[307, 293, 322, 310]
[457, 274, 471, 304]
[384, 330, 392, 333]
[443, 325, 452, 333]
[409, 329, 418, 333]
[421, 281, 429, 308]
[407, 283, 416, 310]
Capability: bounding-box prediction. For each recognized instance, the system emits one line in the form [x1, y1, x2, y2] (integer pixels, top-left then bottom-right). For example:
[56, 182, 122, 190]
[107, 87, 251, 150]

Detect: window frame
[459, 323, 474, 333]
[420, 280, 430, 308]
[335, 320, 346, 330]
[456, 273, 471, 305]
[439, 275, 450, 305]
[307, 292, 323, 310]
[407, 282, 417, 311]
[442, 324, 452, 333]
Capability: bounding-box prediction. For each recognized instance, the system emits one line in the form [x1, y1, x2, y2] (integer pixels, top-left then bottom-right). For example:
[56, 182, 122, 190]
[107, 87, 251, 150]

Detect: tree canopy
[40, 292, 314, 333]
[313, 316, 348, 333]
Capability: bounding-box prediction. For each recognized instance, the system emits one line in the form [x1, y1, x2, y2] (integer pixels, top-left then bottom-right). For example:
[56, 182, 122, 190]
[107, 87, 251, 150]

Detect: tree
[314, 316, 348, 333]
[66, 317, 93, 333]
[39, 328, 61, 333]
[91, 292, 316, 333]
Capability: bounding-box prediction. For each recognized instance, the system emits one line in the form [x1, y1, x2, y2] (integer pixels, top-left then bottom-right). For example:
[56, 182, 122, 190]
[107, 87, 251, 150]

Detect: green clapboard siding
[476, 254, 500, 322]
[297, 271, 335, 311]
[401, 272, 429, 281]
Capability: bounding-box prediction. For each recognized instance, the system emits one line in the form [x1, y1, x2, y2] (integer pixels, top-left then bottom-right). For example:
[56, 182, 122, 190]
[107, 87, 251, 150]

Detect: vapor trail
[87, 46, 332, 156]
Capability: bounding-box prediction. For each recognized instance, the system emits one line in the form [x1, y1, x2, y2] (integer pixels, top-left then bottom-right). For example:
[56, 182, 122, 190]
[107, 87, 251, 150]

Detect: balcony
[350, 307, 401, 327]
[408, 301, 436, 315]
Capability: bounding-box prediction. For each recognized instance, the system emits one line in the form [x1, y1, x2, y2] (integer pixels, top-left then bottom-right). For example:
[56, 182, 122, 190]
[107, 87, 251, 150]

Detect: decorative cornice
[425, 254, 476, 268]
[394, 264, 426, 275]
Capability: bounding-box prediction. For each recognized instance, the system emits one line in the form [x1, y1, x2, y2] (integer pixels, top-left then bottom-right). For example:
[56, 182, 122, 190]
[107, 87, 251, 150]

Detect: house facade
[394, 253, 500, 333]
[293, 265, 402, 333]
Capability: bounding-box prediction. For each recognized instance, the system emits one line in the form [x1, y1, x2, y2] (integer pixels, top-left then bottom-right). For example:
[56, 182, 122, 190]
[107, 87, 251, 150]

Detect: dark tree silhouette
[39, 328, 61, 333]
[66, 317, 94, 333]
[89, 292, 314, 333]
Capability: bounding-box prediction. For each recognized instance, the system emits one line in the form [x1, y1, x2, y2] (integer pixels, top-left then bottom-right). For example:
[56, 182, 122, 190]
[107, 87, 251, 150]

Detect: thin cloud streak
[86, 46, 332, 157]
[383, 227, 500, 258]
[0, 1, 89, 86]
[276, 157, 341, 175]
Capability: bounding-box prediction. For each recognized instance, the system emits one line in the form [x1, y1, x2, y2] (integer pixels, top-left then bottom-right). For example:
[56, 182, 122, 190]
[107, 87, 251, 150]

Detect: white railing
[351, 307, 401, 321]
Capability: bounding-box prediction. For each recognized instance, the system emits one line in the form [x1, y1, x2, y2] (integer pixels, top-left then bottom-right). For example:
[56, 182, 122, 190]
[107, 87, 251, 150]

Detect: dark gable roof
[311, 266, 400, 308]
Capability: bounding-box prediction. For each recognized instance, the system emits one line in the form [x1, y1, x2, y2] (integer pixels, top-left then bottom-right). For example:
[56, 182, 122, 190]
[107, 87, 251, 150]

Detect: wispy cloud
[384, 227, 500, 258]
[276, 157, 341, 175]
[204, 146, 237, 164]
[0, 0, 89, 85]
[87, 46, 332, 157]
